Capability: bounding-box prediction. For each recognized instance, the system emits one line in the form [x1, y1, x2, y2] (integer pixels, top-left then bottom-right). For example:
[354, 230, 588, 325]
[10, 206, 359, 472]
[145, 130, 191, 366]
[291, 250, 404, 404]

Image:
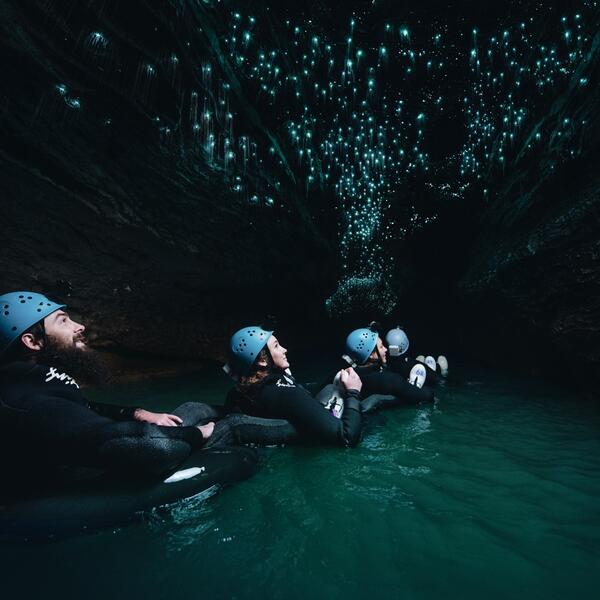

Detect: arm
[89, 401, 184, 426]
[264, 384, 362, 447]
[363, 370, 434, 403]
[19, 393, 206, 474]
[88, 400, 136, 421]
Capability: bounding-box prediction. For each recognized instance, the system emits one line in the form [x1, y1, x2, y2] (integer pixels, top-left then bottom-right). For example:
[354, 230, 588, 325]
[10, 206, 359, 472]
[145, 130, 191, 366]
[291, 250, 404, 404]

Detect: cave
[0, 0, 598, 386]
[1, 1, 600, 595]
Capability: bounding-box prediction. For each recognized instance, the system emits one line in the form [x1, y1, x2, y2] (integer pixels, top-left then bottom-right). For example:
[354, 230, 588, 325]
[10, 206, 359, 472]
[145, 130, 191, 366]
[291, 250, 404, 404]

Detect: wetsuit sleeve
[17, 393, 205, 475]
[88, 400, 137, 421]
[361, 370, 434, 403]
[264, 385, 362, 447]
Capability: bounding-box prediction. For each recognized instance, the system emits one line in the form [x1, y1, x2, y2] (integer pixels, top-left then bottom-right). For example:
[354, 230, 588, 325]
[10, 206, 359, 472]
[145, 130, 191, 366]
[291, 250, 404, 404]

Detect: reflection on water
[2, 364, 599, 599]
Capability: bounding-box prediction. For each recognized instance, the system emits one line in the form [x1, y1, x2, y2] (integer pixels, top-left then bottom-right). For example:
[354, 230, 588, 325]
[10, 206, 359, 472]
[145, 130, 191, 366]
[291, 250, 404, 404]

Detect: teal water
[2, 364, 599, 599]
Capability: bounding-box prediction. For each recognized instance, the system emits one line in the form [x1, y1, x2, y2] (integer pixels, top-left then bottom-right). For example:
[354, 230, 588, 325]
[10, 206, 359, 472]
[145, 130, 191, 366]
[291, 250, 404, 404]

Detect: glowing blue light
[65, 97, 81, 109]
[89, 31, 107, 46]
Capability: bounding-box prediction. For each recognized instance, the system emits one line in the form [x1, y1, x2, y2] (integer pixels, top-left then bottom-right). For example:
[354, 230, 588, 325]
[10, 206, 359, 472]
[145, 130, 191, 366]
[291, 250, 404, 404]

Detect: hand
[333, 370, 343, 387]
[197, 422, 214, 439]
[134, 409, 183, 427]
[340, 367, 362, 393]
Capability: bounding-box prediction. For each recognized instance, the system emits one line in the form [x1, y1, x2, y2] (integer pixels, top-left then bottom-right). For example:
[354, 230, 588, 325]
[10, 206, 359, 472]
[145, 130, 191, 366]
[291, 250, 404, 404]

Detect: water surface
[2, 364, 599, 599]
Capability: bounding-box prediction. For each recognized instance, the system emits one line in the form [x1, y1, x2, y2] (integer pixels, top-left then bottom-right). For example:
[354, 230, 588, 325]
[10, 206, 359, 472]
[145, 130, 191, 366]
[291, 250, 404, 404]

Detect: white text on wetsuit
[276, 375, 296, 388]
[45, 367, 80, 388]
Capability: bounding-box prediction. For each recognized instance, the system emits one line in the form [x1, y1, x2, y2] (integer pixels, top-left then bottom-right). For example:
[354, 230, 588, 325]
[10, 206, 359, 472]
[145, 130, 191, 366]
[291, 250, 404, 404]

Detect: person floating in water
[0, 291, 289, 483]
[384, 326, 446, 386]
[223, 325, 364, 447]
[340, 324, 435, 409]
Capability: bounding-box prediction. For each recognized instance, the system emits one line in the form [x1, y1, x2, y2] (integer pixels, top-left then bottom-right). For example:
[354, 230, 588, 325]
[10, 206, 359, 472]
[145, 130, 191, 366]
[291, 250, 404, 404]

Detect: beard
[39, 336, 111, 388]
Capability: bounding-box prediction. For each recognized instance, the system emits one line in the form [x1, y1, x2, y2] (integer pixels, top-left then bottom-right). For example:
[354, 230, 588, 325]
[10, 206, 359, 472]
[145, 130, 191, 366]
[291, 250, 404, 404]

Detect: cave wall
[0, 0, 334, 360]
[455, 31, 600, 388]
[0, 0, 598, 392]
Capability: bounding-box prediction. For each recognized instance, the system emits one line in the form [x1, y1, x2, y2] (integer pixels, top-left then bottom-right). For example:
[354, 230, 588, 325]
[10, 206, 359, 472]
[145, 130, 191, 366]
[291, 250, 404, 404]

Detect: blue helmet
[0, 291, 66, 354]
[385, 326, 410, 356]
[345, 328, 378, 365]
[229, 325, 273, 375]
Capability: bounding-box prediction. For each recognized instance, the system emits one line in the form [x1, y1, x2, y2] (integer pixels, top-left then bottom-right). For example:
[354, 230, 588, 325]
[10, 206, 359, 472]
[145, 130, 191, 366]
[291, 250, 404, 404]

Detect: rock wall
[0, 0, 333, 360]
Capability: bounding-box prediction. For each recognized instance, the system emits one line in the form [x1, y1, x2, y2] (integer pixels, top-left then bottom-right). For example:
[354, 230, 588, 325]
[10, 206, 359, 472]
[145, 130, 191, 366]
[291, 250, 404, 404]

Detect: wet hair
[236, 347, 274, 388]
[0, 320, 46, 364]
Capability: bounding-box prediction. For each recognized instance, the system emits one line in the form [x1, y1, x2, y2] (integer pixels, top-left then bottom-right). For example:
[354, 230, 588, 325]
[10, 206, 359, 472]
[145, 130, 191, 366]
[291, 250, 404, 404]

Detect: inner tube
[0, 446, 258, 541]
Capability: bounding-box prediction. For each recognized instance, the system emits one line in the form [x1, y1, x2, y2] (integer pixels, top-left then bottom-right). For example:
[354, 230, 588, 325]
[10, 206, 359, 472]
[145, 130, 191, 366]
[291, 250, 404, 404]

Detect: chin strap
[341, 354, 357, 368]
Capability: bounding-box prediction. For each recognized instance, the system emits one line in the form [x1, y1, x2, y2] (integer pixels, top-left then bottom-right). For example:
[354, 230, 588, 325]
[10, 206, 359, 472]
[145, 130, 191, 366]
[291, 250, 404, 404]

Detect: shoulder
[356, 364, 379, 376]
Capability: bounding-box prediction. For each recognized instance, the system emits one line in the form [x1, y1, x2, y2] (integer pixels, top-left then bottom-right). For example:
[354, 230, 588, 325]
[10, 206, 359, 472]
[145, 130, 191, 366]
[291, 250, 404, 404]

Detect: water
[2, 364, 599, 599]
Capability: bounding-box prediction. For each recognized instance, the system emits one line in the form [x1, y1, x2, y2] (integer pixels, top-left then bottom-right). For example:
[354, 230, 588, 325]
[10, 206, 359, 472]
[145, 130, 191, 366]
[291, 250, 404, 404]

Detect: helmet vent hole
[11, 326, 17, 331]
[20, 300, 25, 303]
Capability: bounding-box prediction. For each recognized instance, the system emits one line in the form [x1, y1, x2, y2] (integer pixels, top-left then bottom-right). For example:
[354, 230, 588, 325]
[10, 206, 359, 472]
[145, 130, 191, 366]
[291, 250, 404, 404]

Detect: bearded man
[0, 291, 223, 483]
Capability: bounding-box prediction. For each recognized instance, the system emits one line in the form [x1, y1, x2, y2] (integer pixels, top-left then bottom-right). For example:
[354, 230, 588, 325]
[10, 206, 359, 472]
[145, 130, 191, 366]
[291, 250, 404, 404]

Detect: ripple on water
[2, 365, 600, 599]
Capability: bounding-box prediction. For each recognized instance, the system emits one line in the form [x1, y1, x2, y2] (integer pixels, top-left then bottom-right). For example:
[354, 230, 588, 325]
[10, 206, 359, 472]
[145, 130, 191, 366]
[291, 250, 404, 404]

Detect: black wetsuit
[0, 361, 223, 478]
[356, 363, 434, 406]
[224, 370, 362, 447]
[387, 355, 441, 386]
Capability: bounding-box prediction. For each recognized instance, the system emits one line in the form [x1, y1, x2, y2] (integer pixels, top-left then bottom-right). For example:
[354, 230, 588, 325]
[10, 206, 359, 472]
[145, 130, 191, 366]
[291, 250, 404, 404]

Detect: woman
[224, 326, 363, 447]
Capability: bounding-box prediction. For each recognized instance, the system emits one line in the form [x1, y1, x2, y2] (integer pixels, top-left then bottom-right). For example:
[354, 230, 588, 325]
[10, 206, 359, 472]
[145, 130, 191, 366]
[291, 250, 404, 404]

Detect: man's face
[43, 310, 86, 350]
[266, 335, 290, 370]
